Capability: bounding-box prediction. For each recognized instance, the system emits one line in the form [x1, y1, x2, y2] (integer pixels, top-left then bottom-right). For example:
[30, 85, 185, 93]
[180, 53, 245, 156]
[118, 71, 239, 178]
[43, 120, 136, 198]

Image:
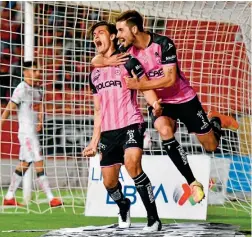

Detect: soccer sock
[210, 117, 222, 142]
[36, 171, 54, 201]
[133, 172, 159, 219]
[5, 170, 23, 200]
[162, 137, 195, 185]
[106, 181, 129, 210]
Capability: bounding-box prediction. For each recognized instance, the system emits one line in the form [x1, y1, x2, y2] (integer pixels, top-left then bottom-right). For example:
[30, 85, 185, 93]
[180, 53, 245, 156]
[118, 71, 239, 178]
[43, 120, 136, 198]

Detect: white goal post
[0, 1, 251, 215]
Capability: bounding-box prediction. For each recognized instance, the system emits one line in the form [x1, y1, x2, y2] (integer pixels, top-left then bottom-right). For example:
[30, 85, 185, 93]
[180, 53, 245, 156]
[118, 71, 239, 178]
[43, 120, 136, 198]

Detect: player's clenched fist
[152, 99, 163, 117]
[82, 144, 97, 157]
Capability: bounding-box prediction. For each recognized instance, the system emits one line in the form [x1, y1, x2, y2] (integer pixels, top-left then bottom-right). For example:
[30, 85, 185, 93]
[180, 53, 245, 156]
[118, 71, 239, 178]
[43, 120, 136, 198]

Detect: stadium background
[1, 2, 250, 153]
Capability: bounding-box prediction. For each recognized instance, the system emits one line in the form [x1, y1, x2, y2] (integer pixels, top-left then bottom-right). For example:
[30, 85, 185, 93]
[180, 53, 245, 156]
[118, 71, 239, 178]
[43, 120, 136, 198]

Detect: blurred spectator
[1, 2, 103, 113]
[0, 1, 22, 103]
[0, 47, 10, 103]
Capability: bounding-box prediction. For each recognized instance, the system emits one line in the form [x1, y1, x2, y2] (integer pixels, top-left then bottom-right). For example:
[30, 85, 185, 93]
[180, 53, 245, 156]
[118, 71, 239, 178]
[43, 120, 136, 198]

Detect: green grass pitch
[0, 190, 251, 237]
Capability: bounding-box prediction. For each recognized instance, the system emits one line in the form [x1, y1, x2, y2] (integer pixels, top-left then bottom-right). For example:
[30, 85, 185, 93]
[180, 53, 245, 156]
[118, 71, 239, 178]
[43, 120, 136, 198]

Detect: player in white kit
[0, 61, 62, 207]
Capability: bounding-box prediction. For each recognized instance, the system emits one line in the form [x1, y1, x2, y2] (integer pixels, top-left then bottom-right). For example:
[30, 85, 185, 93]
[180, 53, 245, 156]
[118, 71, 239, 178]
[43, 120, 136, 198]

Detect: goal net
[0, 1, 251, 215]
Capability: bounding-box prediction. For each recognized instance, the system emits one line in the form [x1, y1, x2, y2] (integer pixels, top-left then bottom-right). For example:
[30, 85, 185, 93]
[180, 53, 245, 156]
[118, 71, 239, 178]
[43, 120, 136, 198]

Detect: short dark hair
[88, 21, 118, 45]
[23, 61, 37, 69]
[116, 10, 144, 32]
[88, 21, 117, 37]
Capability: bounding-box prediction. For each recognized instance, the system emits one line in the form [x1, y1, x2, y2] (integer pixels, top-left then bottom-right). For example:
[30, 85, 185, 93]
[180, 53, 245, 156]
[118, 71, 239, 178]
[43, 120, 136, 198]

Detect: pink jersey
[90, 51, 145, 132]
[125, 32, 196, 104]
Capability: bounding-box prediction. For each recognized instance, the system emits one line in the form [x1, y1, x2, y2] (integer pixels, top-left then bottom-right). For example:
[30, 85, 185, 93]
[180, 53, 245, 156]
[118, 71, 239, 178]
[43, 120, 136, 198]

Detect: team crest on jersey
[115, 66, 121, 75]
[93, 69, 100, 82]
[154, 52, 161, 64]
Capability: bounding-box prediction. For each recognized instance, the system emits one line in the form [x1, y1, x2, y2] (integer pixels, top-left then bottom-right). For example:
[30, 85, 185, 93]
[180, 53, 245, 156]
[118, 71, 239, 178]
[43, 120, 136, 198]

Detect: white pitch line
[2, 229, 53, 233]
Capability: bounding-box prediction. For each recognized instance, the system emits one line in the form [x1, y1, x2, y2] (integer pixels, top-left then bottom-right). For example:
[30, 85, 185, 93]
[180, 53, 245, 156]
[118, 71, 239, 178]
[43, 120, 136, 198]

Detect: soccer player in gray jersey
[83, 22, 162, 231]
[0, 62, 62, 207]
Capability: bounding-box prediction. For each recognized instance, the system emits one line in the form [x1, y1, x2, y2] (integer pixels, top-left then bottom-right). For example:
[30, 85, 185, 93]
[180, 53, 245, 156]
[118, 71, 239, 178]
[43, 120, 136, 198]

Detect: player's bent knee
[17, 161, 31, 174]
[103, 179, 118, 189]
[20, 161, 31, 168]
[15, 169, 25, 176]
[35, 167, 45, 174]
[36, 170, 46, 177]
[124, 148, 143, 177]
[197, 133, 219, 152]
[34, 160, 44, 171]
[124, 159, 142, 178]
[124, 152, 141, 165]
[157, 126, 174, 138]
[154, 117, 175, 139]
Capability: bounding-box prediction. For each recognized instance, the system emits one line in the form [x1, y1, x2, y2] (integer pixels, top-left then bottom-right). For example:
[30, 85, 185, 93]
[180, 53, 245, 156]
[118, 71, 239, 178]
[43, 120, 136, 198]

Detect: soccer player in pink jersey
[92, 11, 239, 204]
[0, 61, 62, 207]
[83, 22, 162, 231]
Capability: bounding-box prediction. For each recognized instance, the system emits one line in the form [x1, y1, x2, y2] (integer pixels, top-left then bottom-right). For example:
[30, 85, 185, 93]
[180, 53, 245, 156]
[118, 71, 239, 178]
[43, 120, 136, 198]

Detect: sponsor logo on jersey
[165, 55, 176, 62]
[146, 68, 164, 78]
[95, 80, 122, 92]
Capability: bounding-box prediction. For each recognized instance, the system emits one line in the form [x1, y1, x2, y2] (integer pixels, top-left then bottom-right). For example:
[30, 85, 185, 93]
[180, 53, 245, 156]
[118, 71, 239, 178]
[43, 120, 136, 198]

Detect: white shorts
[18, 134, 43, 163]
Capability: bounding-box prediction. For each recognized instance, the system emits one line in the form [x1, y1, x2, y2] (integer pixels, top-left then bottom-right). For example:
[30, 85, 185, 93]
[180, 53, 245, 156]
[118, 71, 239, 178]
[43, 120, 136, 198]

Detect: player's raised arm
[124, 56, 162, 116]
[125, 38, 177, 90]
[135, 73, 163, 117]
[0, 101, 18, 130]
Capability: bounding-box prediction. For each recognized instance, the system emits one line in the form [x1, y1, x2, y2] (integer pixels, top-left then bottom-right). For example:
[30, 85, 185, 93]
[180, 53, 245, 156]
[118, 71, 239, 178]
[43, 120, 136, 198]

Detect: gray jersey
[11, 81, 42, 136]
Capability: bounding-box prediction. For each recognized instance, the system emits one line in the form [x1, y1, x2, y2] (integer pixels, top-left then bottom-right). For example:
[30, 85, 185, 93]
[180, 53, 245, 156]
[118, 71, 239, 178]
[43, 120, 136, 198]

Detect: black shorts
[149, 95, 212, 135]
[99, 123, 145, 167]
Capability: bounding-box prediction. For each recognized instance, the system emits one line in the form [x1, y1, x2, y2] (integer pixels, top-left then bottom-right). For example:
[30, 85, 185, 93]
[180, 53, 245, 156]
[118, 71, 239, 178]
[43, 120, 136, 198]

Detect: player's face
[24, 67, 41, 86]
[116, 21, 135, 47]
[93, 25, 112, 54]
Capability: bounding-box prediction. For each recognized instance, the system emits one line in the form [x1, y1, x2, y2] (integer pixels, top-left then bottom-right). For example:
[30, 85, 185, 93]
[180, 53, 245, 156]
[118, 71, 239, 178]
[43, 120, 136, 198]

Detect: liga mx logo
[173, 183, 197, 206]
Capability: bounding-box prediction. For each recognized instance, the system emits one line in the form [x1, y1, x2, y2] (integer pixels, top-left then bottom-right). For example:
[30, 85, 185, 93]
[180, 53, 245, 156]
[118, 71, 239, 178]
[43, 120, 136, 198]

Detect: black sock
[162, 137, 195, 185]
[133, 172, 159, 219]
[15, 162, 32, 176]
[210, 117, 222, 142]
[15, 169, 24, 176]
[106, 181, 128, 210]
[36, 171, 46, 177]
